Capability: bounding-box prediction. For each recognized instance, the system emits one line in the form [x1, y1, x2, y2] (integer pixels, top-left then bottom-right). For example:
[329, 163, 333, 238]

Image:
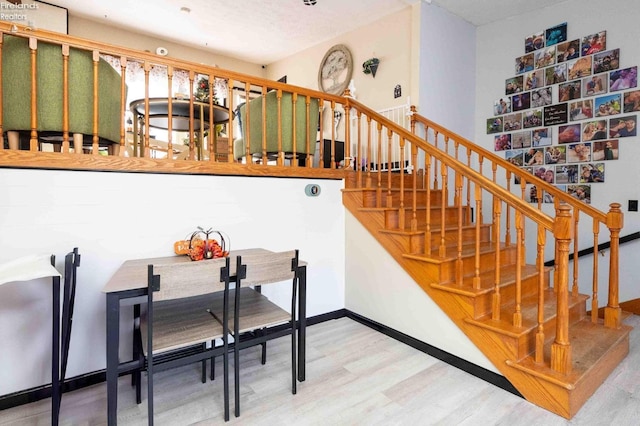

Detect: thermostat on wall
[305, 184, 321, 197]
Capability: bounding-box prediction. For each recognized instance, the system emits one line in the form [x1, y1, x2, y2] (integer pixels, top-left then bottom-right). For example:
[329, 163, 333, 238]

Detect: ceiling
[44, 0, 570, 65]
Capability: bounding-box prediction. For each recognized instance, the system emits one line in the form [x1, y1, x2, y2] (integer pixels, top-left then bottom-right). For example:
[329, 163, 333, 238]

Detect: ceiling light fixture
[180, 6, 191, 13]
[303, 0, 317, 5]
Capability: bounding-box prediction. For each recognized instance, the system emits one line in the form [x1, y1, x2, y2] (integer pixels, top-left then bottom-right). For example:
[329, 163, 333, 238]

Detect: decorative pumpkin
[174, 227, 229, 261]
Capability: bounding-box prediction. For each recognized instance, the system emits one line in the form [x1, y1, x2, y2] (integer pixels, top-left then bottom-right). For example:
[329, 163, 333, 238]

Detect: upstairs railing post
[551, 204, 573, 375]
[604, 203, 623, 329]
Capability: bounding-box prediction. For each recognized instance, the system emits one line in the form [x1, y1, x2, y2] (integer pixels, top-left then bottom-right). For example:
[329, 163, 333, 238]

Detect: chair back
[148, 257, 229, 302]
[236, 250, 298, 287]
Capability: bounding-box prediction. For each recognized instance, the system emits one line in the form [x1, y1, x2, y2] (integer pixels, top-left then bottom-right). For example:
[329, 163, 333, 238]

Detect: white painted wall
[474, 0, 640, 303]
[0, 169, 345, 395]
[419, 3, 477, 140]
[344, 213, 496, 371]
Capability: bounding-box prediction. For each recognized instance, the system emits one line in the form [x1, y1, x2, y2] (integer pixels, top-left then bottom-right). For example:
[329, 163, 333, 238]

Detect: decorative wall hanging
[362, 57, 380, 77]
[318, 44, 353, 95]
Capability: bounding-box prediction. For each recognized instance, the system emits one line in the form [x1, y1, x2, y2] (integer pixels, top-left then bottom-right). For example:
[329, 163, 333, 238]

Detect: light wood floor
[1, 315, 639, 426]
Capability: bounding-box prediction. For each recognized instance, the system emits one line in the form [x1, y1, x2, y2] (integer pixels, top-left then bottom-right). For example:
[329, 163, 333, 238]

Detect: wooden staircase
[342, 172, 631, 419]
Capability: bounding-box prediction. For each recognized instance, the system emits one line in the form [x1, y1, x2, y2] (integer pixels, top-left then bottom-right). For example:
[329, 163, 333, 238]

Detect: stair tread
[431, 264, 543, 296]
[510, 319, 631, 387]
[466, 288, 589, 336]
[380, 223, 490, 237]
[402, 241, 513, 263]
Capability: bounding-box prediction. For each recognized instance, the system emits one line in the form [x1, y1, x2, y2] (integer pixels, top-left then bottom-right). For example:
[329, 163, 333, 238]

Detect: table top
[102, 248, 305, 294]
[129, 97, 230, 132]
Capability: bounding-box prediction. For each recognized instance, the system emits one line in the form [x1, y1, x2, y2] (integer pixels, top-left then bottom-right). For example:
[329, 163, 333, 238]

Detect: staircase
[342, 170, 631, 419]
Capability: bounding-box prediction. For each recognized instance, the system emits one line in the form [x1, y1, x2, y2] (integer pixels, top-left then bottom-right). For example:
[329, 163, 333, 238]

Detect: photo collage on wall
[489, 22, 638, 204]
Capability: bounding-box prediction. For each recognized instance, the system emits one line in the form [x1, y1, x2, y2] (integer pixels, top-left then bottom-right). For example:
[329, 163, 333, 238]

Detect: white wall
[344, 213, 496, 372]
[0, 169, 345, 395]
[419, 3, 476, 139]
[475, 0, 640, 303]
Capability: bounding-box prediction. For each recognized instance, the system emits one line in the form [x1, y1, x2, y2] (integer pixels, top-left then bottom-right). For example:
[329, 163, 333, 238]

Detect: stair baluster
[376, 122, 383, 207]
[535, 225, 547, 363]
[551, 204, 573, 375]
[492, 197, 502, 321]
[455, 172, 463, 285]
[513, 210, 523, 328]
[424, 153, 432, 255]
[572, 209, 580, 297]
[604, 203, 623, 329]
[410, 143, 418, 232]
[438, 162, 448, 258]
[386, 128, 393, 208]
[591, 218, 600, 323]
[472, 185, 482, 289]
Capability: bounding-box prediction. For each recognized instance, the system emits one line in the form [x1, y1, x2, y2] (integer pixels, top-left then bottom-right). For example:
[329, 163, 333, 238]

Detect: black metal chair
[209, 250, 300, 417]
[139, 257, 232, 424]
[52, 247, 81, 424]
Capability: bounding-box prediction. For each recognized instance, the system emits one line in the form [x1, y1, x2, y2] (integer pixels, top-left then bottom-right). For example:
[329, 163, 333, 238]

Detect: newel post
[551, 204, 573, 375]
[604, 203, 623, 329]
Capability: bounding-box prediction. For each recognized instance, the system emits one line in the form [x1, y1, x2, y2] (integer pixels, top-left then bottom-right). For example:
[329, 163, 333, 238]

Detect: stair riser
[344, 172, 427, 189]
[385, 206, 468, 228]
[437, 245, 517, 283]
[362, 189, 442, 208]
[471, 273, 544, 319]
[503, 299, 587, 361]
[387, 224, 491, 254]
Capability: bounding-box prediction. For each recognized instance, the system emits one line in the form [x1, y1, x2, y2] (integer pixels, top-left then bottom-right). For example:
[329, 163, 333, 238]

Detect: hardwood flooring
[1, 315, 639, 425]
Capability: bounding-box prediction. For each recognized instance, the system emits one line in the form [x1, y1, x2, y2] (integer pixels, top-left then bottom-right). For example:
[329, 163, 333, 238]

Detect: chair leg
[291, 324, 297, 395]
[234, 342, 240, 418]
[210, 340, 216, 381]
[148, 361, 154, 426]
[223, 345, 229, 422]
[201, 343, 207, 383]
[261, 340, 267, 365]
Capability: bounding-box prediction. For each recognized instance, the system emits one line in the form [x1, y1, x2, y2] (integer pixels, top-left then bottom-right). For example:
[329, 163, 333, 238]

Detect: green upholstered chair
[233, 91, 319, 163]
[2, 34, 123, 153]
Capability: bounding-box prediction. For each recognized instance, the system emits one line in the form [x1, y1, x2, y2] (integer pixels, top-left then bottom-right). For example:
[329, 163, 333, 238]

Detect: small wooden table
[102, 249, 307, 425]
[129, 98, 230, 159]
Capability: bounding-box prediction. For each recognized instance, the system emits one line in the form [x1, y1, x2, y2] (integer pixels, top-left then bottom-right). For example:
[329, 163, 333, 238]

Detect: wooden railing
[0, 22, 624, 376]
[0, 22, 350, 179]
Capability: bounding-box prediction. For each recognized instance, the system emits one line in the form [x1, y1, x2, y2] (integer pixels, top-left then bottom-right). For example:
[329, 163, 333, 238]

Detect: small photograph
[544, 145, 566, 165]
[595, 93, 621, 116]
[524, 147, 545, 166]
[609, 66, 638, 92]
[531, 87, 552, 107]
[546, 23, 567, 47]
[623, 90, 640, 113]
[593, 49, 619, 74]
[525, 184, 539, 203]
[567, 57, 592, 80]
[567, 184, 591, 204]
[544, 103, 568, 126]
[524, 69, 544, 90]
[494, 134, 512, 151]
[579, 163, 605, 183]
[503, 113, 523, 131]
[583, 73, 608, 97]
[568, 143, 593, 164]
[494, 97, 512, 116]
[505, 149, 524, 166]
[609, 116, 637, 138]
[506, 76, 524, 95]
[567, 142, 592, 163]
[569, 99, 594, 121]
[531, 128, 551, 147]
[559, 80, 582, 102]
[523, 109, 544, 128]
[581, 31, 606, 56]
[592, 140, 619, 161]
[558, 123, 581, 143]
[525, 31, 545, 53]
[534, 46, 556, 69]
[515, 53, 535, 75]
[546, 63, 567, 85]
[487, 117, 503, 134]
[556, 39, 580, 63]
[555, 164, 579, 184]
[511, 130, 532, 149]
[582, 120, 608, 141]
[512, 92, 531, 111]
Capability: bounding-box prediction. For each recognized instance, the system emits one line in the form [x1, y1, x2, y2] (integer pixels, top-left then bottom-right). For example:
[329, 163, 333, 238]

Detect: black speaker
[321, 139, 344, 168]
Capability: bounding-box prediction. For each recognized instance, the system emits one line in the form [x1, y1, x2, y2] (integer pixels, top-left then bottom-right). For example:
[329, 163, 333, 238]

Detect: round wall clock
[318, 44, 353, 95]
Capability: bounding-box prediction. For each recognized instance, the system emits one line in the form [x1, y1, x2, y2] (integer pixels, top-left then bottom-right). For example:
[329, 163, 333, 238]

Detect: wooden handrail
[410, 108, 608, 224]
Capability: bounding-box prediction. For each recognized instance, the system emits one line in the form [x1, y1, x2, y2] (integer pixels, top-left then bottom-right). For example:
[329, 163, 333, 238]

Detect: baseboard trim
[0, 307, 520, 411]
[344, 310, 523, 398]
